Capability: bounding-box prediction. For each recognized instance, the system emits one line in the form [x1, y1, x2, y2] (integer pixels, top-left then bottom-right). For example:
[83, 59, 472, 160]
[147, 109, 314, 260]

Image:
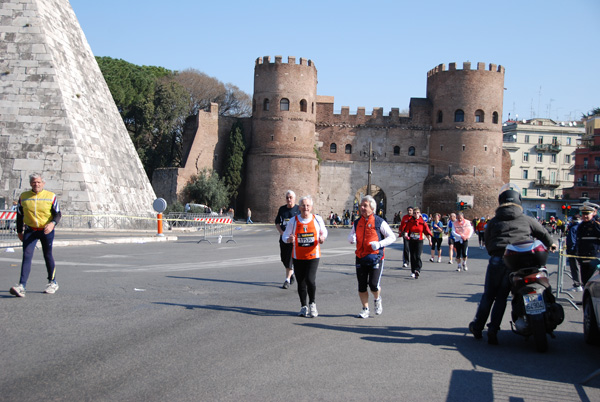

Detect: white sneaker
[309, 302, 318, 318]
[403, 263, 408, 268]
[456, 264, 462, 272]
[568, 286, 583, 292]
[463, 265, 468, 271]
[298, 306, 309, 317]
[448, 260, 453, 264]
[410, 273, 416, 278]
[374, 298, 383, 315]
[437, 257, 442, 263]
[10, 284, 26, 297]
[429, 257, 434, 262]
[44, 281, 59, 294]
[358, 307, 370, 319]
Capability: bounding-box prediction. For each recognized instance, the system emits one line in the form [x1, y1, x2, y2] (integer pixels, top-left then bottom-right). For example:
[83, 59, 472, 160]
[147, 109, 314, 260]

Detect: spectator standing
[246, 208, 253, 224]
[10, 173, 62, 298]
[476, 217, 487, 249]
[565, 214, 583, 292]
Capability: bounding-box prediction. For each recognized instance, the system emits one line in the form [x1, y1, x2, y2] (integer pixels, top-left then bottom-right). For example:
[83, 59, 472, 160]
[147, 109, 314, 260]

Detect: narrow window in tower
[271, 135, 274, 141]
[280, 98, 289, 111]
[430, 165, 435, 174]
[263, 99, 270, 111]
[492, 111, 499, 124]
[345, 144, 352, 154]
[462, 145, 466, 151]
[393, 146, 400, 155]
[437, 110, 443, 123]
[484, 145, 488, 152]
[312, 102, 314, 114]
[492, 167, 495, 178]
[408, 146, 415, 156]
[440, 145, 444, 151]
[330, 143, 337, 153]
[449, 165, 452, 176]
[454, 109, 464, 122]
[300, 99, 307, 112]
[294, 137, 297, 142]
[475, 110, 484, 123]
[473, 166, 476, 176]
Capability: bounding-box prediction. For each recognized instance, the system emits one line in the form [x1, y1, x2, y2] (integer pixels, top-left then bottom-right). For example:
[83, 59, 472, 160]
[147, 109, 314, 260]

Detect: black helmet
[499, 189, 521, 206]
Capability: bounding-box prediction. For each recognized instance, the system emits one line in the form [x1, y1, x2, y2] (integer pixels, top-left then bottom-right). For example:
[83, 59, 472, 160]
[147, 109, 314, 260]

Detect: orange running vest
[293, 215, 321, 260]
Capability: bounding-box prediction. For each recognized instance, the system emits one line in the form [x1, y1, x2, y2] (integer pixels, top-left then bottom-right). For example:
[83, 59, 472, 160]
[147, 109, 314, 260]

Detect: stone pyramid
[0, 0, 156, 215]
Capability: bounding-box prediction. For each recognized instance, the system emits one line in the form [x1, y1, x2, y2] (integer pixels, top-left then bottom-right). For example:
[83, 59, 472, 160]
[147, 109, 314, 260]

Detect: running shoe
[403, 263, 408, 268]
[469, 322, 482, 339]
[415, 271, 420, 279]
[463, 265, 468, 271]
[298, 306, 309, 317]
[282, 280, 290, 289]
[437, 257, 442, 263]
[568, 286, 583, 292]
[429, 257, 434, 262]
[358, 307, 370, 319]
[374, 298, 383, 315]
[10, 284, 25, 297]
[290, 274, 296, 285]
[456, 264, 462, 272]
[410, 273, 416, 278]
[44, 281, 59, 294]
[448, 260, 453, 264]
[309, 302, 318, 318]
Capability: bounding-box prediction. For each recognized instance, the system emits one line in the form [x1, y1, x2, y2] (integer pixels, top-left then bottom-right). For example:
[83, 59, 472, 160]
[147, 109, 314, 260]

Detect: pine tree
[222, 121, 246, 206]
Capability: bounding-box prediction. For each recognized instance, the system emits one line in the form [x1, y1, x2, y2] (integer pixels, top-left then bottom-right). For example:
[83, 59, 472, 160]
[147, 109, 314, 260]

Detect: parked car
[583, 266, 600, 344]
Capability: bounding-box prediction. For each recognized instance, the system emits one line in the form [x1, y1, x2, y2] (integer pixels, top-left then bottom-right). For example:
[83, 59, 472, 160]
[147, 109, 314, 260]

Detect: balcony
[534, 177, 560, 188]
[535, 143, 562, 153]
[576, 181, 600, 188]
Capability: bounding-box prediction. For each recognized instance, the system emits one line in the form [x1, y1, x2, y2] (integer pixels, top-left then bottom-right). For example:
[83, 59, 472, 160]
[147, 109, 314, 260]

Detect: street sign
[540, 203, 545, 210]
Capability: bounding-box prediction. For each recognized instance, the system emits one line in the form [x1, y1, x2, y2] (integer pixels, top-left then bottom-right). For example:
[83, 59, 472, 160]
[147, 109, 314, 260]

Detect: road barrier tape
[193, 217, 233, 224]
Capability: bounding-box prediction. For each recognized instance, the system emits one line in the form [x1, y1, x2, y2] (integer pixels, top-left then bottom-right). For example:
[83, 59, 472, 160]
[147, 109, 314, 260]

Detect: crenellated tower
[422, 62, 505, 216]
[245, 56, 319, 221]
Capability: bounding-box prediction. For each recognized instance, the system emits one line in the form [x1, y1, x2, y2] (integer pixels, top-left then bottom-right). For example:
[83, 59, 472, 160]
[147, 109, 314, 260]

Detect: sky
[69, 0, 599, 122]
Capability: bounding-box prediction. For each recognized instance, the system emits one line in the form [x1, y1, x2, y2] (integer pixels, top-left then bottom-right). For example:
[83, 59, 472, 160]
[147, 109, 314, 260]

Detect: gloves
[369, 241, 380, 251]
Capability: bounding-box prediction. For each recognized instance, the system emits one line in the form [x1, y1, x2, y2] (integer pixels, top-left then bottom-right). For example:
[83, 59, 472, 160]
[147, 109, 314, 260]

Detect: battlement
[255, 55, 315, 68]
[427, 62, 504, 78]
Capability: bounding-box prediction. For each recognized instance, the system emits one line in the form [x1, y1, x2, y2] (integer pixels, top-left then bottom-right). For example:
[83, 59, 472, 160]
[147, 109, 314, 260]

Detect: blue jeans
[472, 256, 512, 333]
[20, 229, 56, 286]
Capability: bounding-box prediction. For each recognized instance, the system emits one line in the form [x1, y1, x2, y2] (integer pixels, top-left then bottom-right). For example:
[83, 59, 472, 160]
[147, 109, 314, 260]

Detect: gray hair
[286, 190, 296, 199]
[298, 195, 313, 206]
[361, 195, 377, 211]
[29, 173, 44, 183]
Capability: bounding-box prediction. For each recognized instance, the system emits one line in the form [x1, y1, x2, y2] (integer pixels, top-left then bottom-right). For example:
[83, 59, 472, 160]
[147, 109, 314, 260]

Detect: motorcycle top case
[503, 240, 548, 270]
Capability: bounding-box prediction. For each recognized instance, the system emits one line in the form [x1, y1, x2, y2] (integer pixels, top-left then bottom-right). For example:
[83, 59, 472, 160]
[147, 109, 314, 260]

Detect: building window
[484, 145, 488, 152]
[566, 137, 572, 145]
[582, 192, 589, 198]
[263, 99, 270, 111]
[300, 99, 307, 112]
[462, 145, 466, 151]
[454, 109, 464, 122]
[550, 171, 557, 184]
[280, 98, 289, 111]
[475, 109, 484, 122]
[330, 143, 337, 153]
[538, 136, 543, 144]
[523, 188, 527, 196]
[565, 154, 571, 163]
[408, 146, 415, 156]
[311, 102, 314, 113]
[552, 136, 558, 145]
[393, 146, 400, 155]
[440, 145, 444, 151]
[437, 110, 443, 123]
[551, 154, 556, 164]
[564, 171, 570, 180]
[524, 135, 530, 143]
[492, 111, 499, 124]
[345, 144, 352, 154]
[536, 170, 543, 180]
[523, 152, 529, 162]
[522, 169, 528, 179]
[584, 158, 588, 168]
[536, 188, 542, 196]
[537, 153, 543, 163]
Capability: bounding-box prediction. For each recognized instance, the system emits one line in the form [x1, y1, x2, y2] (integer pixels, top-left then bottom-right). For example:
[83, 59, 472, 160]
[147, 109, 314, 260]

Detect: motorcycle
[504, 240, 564, 352]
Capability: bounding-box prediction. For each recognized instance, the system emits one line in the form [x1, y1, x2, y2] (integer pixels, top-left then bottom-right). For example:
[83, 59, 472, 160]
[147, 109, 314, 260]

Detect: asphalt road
[1, 226, 599, 401]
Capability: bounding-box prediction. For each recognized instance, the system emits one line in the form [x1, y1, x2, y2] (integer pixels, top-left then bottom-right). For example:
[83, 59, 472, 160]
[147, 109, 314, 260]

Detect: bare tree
[174, 68, 251, 117]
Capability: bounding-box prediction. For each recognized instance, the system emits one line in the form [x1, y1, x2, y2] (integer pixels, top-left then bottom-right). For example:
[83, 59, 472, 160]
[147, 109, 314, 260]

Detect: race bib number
[298, 232, 315, 247]
[410, 232, 420, 240]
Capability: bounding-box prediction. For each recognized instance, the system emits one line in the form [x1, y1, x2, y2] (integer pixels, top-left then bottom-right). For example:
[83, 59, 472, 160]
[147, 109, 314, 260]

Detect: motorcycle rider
[469, 186, 556, 345]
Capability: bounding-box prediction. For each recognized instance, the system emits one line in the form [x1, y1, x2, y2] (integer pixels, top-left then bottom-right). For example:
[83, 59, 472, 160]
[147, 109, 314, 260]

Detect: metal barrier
[60, 214, 158, 230]
[195, 217, 236, 244]
[0, 210, 18, 245]
[555, 238, 579, 310]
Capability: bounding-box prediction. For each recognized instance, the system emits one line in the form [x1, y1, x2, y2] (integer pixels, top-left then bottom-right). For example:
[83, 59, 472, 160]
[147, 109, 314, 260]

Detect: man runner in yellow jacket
[10, 173, 62, 297]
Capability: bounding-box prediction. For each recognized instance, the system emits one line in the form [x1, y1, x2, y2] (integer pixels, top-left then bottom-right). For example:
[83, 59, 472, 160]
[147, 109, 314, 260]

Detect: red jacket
[404, 217, 433, 241]
[399, 214, 413, 234]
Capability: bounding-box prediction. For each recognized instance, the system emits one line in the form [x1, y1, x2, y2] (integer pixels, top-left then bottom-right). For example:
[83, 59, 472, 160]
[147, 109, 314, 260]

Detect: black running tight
[293, 258, 320, 306]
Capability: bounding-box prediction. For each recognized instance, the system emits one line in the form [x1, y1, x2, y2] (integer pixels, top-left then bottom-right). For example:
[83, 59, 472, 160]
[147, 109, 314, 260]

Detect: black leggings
[408, 240, 423, 273]
[293, 258, 319, 306]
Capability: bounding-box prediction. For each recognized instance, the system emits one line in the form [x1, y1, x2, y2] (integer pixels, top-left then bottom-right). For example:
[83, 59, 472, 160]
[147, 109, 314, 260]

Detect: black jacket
[484, 203, 553, 256]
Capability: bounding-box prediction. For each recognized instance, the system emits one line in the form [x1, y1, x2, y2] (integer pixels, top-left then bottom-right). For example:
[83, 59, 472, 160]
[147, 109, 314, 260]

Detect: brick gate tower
[422, 62, 505, 217]
[245, 56, 319, 221]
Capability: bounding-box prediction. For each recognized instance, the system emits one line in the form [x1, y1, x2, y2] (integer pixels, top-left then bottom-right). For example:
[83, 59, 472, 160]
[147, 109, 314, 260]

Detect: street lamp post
[367, 142, 373, 195]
